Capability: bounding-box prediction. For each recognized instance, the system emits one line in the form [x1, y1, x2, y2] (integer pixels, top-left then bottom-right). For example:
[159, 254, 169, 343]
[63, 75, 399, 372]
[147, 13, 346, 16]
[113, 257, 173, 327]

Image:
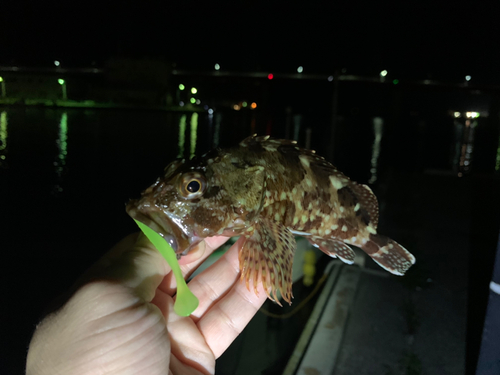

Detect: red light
[268, 73, 274, 80]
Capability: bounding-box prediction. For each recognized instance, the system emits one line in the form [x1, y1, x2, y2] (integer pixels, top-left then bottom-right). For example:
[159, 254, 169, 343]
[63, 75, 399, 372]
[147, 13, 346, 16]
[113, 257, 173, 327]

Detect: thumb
[80, 232, 172, 302]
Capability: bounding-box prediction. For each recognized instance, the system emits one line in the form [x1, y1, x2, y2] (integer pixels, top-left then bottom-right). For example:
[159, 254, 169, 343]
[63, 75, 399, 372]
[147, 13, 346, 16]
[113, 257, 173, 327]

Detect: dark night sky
[2, 1, 500, 83]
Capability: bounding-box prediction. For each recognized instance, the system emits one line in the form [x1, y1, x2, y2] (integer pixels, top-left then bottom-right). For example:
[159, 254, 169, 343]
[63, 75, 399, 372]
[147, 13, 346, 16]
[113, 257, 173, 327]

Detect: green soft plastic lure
[134, 219, 199, 316]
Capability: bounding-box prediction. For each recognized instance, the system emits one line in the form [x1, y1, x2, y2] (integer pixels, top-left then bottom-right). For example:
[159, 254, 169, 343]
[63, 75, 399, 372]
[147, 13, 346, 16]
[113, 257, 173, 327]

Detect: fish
[126, 135, 415, 305]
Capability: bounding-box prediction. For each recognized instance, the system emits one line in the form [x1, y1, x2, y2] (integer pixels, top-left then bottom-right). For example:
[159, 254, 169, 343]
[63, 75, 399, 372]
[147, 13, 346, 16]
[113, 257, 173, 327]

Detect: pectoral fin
[307, 236, 356, 264]
[239, 218, 296, 305]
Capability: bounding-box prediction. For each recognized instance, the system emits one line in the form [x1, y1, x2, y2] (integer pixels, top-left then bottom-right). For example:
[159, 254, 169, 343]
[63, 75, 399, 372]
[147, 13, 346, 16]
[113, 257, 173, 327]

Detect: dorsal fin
[350, 183, 379, 229]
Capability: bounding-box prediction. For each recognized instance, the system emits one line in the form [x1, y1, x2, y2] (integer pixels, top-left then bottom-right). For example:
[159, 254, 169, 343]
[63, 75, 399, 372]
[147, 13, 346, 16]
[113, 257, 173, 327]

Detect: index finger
[155, 236, 230, 296]
[196, 271, 268, 358]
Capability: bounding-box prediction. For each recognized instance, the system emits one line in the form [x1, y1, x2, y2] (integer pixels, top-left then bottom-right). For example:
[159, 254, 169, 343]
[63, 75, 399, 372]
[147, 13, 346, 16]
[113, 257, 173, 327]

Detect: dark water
[0, 105, 497, 374]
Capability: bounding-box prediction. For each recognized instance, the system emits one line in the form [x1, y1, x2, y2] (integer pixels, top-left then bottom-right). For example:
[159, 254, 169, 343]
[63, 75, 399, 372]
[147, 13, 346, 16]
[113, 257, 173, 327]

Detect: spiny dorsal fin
[350, 183, 379, 229]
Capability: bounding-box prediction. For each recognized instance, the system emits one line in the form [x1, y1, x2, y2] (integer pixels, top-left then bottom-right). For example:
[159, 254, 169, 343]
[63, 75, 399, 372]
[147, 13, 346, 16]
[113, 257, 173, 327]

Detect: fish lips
[126, 199, 189, 254]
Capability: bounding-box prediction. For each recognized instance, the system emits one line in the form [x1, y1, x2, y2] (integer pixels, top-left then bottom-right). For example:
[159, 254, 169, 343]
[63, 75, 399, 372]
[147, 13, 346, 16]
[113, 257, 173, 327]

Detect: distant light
[267, 73, 274, 80]
[208, 108, 214, 114]
[190, 98, 196, 104]
[233, 104, 241, 111]
[195, 99, 201, 105]
[58, 79, 65, 85]
[179, 101, 185, 106]
[392, 79, 399, 85]
[250, 102, 257, 109]
[54, 60, 60, 67]
[466, 111, 480, 118]
[465, 75, 471, 81]
[327, 75, 333, 82]
[214, 63, 220, 71]
[297, 66, 303, 73]
[0, 77, 3, 82]
[179, 84, 185, 90]
[454, 112, 460, 118]
[191, 87, 197, 94]
[203, 105, 208, 110]
[242, 101, 248, 108]
[341, 68, 347, 74]
[380, 70, 388, 77]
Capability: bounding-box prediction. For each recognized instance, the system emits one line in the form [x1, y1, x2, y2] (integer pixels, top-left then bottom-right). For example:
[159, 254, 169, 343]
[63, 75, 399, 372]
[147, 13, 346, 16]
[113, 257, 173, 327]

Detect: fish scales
[127, 135, 415, 306]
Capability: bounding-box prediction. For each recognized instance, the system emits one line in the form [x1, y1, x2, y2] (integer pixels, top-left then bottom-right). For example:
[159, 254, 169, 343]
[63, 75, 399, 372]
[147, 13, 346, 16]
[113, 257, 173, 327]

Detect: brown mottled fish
[127, 135, 415, 305]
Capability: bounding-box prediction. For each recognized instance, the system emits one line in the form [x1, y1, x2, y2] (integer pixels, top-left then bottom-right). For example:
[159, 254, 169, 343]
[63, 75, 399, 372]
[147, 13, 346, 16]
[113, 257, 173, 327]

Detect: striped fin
[308, 236, 356, 264]
[361, 234, 415, 275]
[350, 183, 379, 229]
[239, 218, 296, 305]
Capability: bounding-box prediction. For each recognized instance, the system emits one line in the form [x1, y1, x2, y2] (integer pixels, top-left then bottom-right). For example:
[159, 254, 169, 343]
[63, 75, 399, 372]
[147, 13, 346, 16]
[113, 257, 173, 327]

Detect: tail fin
[361, 234, 415, 275]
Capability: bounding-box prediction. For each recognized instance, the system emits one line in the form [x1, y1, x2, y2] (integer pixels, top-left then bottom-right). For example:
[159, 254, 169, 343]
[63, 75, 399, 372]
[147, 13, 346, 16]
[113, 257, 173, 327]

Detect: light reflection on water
[368, 117, 383, 184]
[53, 112, 68, 193]
[190, 113, 198, 159]
[0, 111, 7, 168]
[178, 113, 199, 159]
[177, 114, 187, 158]
[496, 134, 500, 171]
[213, 112, 221, 147]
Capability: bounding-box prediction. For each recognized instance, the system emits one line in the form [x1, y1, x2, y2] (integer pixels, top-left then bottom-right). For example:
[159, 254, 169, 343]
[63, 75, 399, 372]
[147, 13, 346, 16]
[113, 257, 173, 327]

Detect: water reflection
[214, 112, 222, 147]
[453, 118, 477, 176]
[190, 113, 198, 159]
[207, 110, 213, 146]
[177, 113, 199, 159]
[496, 134, 500, 172]
[177, 114, 187, 158]
[250, 112, 256, 136]
[368, 117, 383, 184]
[53, 112, 68, 193]
[0, 111, 7, 168]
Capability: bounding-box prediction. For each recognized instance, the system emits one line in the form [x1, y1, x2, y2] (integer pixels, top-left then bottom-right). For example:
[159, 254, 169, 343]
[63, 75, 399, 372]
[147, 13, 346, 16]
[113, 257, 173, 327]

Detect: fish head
[126, 150, 266, 256]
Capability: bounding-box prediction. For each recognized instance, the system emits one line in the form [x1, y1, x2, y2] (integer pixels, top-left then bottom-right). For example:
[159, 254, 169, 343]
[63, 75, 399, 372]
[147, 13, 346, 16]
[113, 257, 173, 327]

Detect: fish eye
[187, 180, 201, 193]
[179, 172, 206, 199]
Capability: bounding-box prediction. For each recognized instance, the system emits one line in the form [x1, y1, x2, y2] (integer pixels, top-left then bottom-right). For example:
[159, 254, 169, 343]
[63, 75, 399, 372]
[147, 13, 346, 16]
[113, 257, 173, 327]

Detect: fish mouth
[126, 199, 183, 253]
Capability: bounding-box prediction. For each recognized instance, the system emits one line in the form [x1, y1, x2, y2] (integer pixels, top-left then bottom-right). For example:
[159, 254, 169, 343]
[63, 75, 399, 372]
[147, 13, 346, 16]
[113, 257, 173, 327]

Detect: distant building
[0, 57, 173, 107]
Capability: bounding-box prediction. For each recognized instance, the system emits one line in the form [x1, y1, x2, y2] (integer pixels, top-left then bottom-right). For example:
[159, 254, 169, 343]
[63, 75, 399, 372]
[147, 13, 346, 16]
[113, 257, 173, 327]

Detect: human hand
[26, 233, 267, 375]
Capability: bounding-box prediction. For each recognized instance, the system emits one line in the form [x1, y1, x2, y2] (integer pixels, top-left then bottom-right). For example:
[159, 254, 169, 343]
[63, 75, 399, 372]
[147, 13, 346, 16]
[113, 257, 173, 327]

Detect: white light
[195, 99, 201, 105]
[327, 75, 333, 82]
[215, 63, 220, 71]
[54, 60, 60, 67]
[465, 75, 471, 81]
[297, 66, 303, 73]
[454, 112, 460, 118]
[466, 112, 479, 118]
[380, 70, 388, 77]
[208, 108, 214, 114]
[179, 101, 184, 107]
